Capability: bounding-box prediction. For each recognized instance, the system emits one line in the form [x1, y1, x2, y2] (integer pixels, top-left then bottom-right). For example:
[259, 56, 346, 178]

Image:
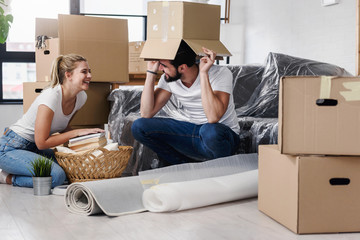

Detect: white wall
[0, 105, 23, 133]
[1, 0, 357, 128]
[221, 0, 357, 75]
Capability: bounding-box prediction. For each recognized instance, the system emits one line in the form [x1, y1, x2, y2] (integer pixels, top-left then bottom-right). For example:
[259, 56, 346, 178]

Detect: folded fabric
[142, 170, 258, 212]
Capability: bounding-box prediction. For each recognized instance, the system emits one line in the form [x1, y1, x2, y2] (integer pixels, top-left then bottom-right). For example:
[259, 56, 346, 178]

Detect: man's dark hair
[170, 41, 197, 68]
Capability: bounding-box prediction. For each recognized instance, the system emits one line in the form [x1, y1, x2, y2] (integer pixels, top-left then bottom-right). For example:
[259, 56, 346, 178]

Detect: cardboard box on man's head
[140, 1, 231, 61]
[35, 14, 129, 83]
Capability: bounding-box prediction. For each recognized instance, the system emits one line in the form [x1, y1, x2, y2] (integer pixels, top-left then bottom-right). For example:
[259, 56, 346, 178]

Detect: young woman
[0, 54, 104, 188]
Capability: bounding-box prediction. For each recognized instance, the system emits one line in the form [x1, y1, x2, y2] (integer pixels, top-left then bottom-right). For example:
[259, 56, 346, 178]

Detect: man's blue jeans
[131, 118, 240, 165]
[0, 128, 66, 188]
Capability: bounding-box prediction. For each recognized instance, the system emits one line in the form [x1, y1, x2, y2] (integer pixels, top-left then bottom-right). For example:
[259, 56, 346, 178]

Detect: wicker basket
[55, 146, 133, 183]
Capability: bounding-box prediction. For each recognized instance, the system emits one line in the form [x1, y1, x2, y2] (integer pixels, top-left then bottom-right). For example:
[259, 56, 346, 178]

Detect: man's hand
[199, 47, 216, 74]
[147, 60, 160, 73]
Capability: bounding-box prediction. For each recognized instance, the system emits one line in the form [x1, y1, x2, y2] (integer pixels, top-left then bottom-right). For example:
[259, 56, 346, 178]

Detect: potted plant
[28, 156, 53, 196]
[0, 0, 13, 44]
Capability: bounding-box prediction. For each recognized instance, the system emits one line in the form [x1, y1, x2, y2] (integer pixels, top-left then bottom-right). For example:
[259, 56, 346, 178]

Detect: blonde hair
[50, 54, 87, 88]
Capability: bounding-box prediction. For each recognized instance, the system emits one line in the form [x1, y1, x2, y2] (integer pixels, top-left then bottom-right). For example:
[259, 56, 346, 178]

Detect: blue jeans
[131, 118, 240, 165]
[0, 128, 66, 188]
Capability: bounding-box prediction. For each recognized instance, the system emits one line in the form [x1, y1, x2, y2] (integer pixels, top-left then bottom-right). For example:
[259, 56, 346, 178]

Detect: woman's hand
[74, 128, 105, 138]
[199, 47, 216, 74]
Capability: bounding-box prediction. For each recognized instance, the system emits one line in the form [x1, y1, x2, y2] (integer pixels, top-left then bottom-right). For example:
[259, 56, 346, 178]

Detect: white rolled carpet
[65, 176, 146, 216]
[64, 153, 258, 216]
[142, 170, 258, 212]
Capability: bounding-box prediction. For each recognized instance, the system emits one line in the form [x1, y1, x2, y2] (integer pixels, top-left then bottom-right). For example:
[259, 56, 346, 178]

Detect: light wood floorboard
[1, 184, 359, 240]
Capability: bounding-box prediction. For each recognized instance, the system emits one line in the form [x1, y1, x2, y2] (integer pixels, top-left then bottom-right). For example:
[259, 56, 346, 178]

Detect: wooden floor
[1, 184, 359, 240]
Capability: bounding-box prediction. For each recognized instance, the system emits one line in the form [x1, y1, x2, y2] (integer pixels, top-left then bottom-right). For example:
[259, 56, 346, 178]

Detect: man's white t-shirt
[157, 65, 240, 134]
[10, 84, 87, 142]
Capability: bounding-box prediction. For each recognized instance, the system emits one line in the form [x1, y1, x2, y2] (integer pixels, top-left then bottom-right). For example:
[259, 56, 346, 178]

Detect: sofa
[108, 52, 351, 176]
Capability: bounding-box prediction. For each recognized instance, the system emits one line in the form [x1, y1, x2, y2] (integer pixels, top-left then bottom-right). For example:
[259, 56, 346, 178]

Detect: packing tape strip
[319, 76, 334, 99]
[161, 1, 169, 42]
[340, 81, 360, 101]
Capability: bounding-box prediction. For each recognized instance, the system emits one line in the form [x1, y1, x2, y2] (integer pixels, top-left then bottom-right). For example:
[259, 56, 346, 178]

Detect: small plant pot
[33, 176, 52, 196]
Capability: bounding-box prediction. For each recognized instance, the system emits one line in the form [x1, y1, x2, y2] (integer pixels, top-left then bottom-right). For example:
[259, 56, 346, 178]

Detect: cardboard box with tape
[140, 1, 231, 60]
[35, 14, 129, 83]
[278, 76, 360, 156]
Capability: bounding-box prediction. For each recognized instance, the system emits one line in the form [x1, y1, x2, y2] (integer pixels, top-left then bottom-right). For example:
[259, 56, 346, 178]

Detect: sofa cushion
[236, 52, 352, 118]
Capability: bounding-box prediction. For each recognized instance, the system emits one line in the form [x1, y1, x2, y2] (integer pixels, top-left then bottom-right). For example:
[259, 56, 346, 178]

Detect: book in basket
[69, 136, 107, 152]
[68, 132, 105, 146]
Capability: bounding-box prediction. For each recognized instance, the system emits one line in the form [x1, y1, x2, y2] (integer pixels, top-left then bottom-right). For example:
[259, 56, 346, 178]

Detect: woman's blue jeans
[131, 118, 240, 165]
[0, 128, 66, 188]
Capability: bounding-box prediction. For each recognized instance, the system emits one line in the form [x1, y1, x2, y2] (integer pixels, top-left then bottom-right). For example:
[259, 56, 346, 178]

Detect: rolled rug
[142, 169, 258, 212]
[65, 176, 146, 216]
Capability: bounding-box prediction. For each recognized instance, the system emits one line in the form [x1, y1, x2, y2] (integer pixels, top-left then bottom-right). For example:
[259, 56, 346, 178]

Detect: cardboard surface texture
[140, 1, 231, 60]
[258, 144, 360, 234]
[129, 41, 147, 74]
[35, 15, 129, 83]
[23, 82, 110, 126]
[279, 76, 360, 155]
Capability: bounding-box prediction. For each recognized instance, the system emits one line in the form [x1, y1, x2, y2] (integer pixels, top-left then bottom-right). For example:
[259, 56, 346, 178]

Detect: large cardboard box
[129, 41, 147, 74]
[23, 82, 111, 126]
[140, 1, 231, 60]
[279, 76, 360, 156]
[258, 144, 360, 234]
[35, 14, 129, 83]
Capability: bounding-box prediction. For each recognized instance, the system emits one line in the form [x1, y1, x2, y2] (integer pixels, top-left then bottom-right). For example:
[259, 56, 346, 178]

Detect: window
[80, 0, 147, 42]
[0, 0, 69, 103]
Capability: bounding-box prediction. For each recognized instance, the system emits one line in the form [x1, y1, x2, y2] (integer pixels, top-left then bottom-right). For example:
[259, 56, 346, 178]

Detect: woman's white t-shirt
[157, 65, 240, 134]
[10, 84, 87, 142]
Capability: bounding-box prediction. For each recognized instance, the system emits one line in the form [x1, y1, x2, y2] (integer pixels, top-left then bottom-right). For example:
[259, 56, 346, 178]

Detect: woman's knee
[51, 165, 66, 188]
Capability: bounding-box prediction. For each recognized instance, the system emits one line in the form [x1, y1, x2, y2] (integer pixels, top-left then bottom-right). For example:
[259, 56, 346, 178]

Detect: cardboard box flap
[140, 38, 231, 60]
[184, 39, 232, 58]
[140, 38, 182, 60]
[58, 14, 129, 83]
[35, 18, 58, 38]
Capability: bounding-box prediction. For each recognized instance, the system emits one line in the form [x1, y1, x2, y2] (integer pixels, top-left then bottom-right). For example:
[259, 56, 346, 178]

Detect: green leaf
[28, 156, 54, 177]
[5, 14, 13, 23]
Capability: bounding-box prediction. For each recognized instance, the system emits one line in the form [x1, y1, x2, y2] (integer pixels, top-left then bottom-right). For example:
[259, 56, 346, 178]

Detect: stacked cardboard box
[140, 1, 231, 60]
[129, 41, 147, 74]
[258, 76, 360, 234]
[24, 14, 129, 127]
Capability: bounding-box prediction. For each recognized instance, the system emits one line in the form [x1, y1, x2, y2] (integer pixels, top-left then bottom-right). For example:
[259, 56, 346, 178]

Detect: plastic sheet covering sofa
[108, 52, 351, 176]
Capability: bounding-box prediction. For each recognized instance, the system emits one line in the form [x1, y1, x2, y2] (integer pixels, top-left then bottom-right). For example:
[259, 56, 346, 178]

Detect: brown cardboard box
[258, 144, 360, 234]
[279, 76, 360, 156]
[35, 14, 129, 83]
[129, 41, 148, 74]
[23, 82, 111, 126]
[23, 82, 50, 113]
[140, 1, 231, 60]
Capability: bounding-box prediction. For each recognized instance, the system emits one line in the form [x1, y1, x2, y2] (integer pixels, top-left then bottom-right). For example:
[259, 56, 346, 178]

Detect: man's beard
[164, 69, 182, 82]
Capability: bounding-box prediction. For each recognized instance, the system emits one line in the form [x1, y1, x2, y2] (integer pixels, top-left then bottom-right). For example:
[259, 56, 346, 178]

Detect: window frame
[0, 44, 35, 104]
[0, 0, 76, 104]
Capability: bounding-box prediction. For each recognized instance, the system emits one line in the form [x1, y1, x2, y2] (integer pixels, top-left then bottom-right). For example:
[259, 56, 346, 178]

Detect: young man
[131, 41, 240, 166]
